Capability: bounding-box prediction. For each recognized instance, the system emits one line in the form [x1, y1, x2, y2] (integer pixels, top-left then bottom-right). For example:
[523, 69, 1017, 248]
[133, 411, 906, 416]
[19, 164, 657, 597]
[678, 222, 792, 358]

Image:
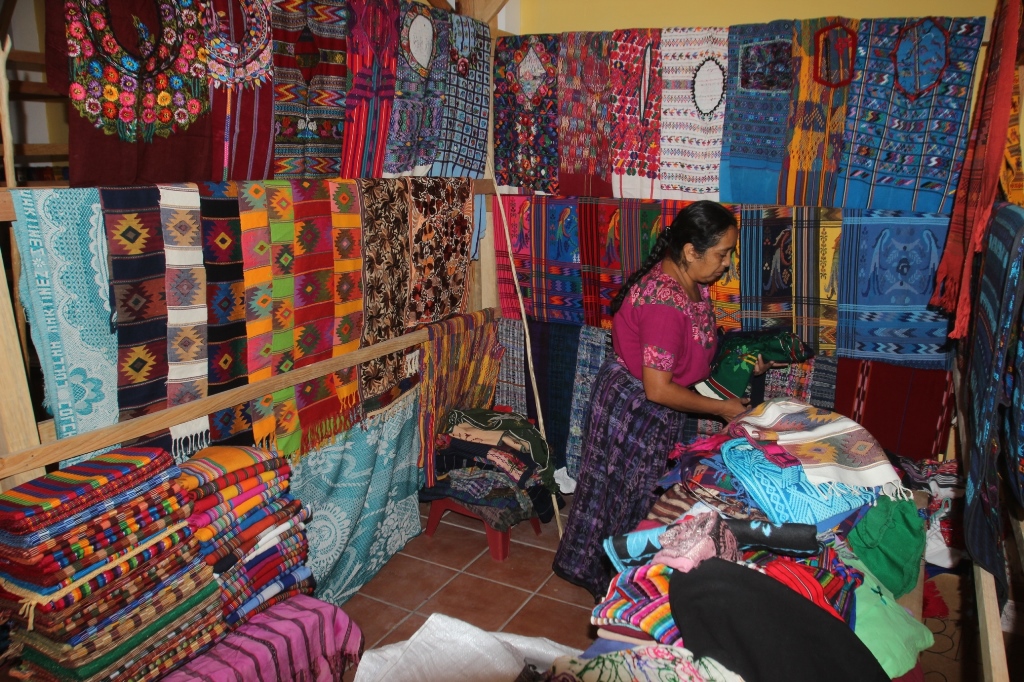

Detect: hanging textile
[494, 34, 561, 193]
[327, 179, 364, 425]
[431, 13, 490, 178]
[579, 197, 623, 328]
[779, 17, 858, 206]
[837, 210, 950, 368]
[963, 204, 1024, 601]
[618, 199, 663, 283]
[1000, 68, 1024, 206]
[198, 181, 253, 445]
[158, 184, 209, 460]
[493, 195, 534, 320]
[792, 207, 842, 355]
[341, 0, 400, 178]
[494, 317, 528, 415]
[383, 0, 450, 177]
[836, 16, 986, 214]
[358, 179, 412, 406]
[9, 189, 119, 467]
[47, 0, 212, 185]
[609, 29, 662, 199]
[739, 206, 793, 332]
[531, 197, 584, 325]
[419, 310, 502, 486]
[100, 186, 168, 425]
[720, 20, 796, 204]
[270, 0, 349, 178]
[238, 181, 275, 443]
[557, 32, 613, 197]
[204, 0, 275, 181]
[291, 387, 421, 604]
[659, 27, 728, 201]
[405, 178, 474, 329]
[565, 325, 611, 479]
[930, 2, 1020, 337]
[834, 358, 954, 461]
[524, 320, 582, 470]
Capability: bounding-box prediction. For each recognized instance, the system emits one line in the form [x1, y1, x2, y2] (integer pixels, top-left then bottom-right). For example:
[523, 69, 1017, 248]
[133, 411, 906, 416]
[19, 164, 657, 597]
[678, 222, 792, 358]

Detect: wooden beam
[0, 187, 13, 221]
[8, 80, 63, 100]
[456, 0, 509, 24]
[6, 49, 44, 70]
[975, 563, 1011, 682]
[0, 328, 433, 479]
[1, 143, 69, 157]
[423, 0, 454, 11]
[0, 0, 18, 46]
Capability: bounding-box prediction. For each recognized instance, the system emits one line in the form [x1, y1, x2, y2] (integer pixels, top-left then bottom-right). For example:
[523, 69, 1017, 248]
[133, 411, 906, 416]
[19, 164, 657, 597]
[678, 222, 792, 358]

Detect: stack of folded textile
[0, 448, 223, 682]
[419, 408, 560, 531]
[178, 446, 314, 627]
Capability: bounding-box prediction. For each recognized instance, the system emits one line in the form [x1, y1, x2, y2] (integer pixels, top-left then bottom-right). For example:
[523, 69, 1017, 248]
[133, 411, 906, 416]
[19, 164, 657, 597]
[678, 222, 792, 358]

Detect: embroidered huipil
[494, 34, 561, 192]
[51, 0, 212, 184]
[205, 0, 275, 181]
[609, 29, 663, 199]
[557, 32, 613, 197]
[271, 0, 349, 178]
[340, 0, 400, 178]
[383, 0, 450, 177]
[612, 262, 717, 388]
[430, 13, 490, 178]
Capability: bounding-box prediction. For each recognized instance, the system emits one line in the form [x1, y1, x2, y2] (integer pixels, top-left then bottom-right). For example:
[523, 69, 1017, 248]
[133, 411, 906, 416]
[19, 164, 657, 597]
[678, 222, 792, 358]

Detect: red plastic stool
[425, 497, 543, 561]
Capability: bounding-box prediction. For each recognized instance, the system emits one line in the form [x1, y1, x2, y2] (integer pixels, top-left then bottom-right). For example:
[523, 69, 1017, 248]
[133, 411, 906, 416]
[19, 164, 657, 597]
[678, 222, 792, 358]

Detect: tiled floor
[343, 496, 598, 665]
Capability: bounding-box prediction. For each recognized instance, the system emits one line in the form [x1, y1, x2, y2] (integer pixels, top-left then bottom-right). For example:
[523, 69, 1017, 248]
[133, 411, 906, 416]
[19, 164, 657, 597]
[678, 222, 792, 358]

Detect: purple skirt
[552, 358, 688, 599]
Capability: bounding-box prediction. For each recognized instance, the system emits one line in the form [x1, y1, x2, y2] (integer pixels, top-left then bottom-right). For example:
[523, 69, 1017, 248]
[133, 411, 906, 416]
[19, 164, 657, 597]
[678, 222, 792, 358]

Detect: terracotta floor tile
[537, 574, 599, 608]
[500, 595, 597, 651]
[357, 554, 458, 611]
[510, 520, 562, 551]
[375, 612, 429, 648]
[400, 523, 490, 570]
[465, 543, 555, 591]
[416, 574, 530, 631]
[342, 594, 410, 649]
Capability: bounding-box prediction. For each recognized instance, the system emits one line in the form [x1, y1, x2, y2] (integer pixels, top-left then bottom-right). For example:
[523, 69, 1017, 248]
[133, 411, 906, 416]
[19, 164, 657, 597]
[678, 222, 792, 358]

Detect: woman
[553, 200, 771, 599]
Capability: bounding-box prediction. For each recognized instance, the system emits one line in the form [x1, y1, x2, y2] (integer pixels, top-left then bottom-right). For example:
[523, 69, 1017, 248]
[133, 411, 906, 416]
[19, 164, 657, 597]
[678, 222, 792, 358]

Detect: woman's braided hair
[610, 200, 737, 315]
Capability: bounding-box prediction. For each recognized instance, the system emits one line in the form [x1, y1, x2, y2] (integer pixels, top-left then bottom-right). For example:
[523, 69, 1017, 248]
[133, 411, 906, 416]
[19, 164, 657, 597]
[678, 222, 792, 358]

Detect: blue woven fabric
[565, 325, 611, 479]
[291, 388, 421, 604]
[720, 438, 876, 530]
[965, 203, 1024, 600]
[837, 210, 951, 368]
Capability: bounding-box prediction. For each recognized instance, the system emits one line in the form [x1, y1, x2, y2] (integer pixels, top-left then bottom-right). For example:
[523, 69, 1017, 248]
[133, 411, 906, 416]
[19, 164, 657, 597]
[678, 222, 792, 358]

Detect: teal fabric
[836, 544, 933, 678]
[720, 438, 876, 530]
[10, 188, 119, 467]
[291, 388, 423, 605]
[847, 496, 925, 599]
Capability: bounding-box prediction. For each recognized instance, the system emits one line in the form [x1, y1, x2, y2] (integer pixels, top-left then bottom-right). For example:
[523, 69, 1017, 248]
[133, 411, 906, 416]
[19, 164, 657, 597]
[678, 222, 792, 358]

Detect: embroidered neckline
[204, 0, 273, 88]
[400, 3, 435, 78]
[65, 0, 209, 143]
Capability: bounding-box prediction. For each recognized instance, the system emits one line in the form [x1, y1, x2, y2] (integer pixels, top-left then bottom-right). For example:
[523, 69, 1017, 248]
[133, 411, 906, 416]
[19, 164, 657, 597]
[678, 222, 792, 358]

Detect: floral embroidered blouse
[612, 261, 717, 388]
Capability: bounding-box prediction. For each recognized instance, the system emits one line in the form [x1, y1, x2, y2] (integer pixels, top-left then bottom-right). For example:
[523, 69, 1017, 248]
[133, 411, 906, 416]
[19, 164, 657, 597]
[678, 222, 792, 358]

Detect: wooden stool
[425, 497, 543, 561]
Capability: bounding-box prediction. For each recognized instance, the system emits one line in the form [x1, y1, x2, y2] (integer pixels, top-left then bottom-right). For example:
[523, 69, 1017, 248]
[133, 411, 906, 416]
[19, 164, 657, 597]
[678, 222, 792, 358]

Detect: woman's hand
[716, 397, 750, 422]
[752, 354, 786, 377]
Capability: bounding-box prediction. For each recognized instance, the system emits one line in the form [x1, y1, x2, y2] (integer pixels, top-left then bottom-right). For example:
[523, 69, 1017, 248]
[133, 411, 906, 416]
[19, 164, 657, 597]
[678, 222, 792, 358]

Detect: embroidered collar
[64, 0, 209, 143]
[204, 0, 273, 88]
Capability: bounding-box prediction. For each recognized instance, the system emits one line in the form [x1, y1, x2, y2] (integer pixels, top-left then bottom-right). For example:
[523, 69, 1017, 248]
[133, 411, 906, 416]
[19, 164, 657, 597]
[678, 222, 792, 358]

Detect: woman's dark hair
[610, 200, 737, 315]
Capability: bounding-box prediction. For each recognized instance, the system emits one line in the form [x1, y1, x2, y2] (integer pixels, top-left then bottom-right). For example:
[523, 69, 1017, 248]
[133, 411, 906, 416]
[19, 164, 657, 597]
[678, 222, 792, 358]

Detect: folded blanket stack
[0, 448, 223, 682]
[178, 446, 315, 627]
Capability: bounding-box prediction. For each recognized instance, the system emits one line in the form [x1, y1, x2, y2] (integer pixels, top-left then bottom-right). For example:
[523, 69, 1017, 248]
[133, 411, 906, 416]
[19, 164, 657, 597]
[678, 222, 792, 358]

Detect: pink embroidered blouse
[611, 261, 718, 388]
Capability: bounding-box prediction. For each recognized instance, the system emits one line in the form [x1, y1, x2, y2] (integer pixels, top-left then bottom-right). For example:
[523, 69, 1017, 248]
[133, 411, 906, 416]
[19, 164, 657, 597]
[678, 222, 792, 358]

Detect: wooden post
[0, 36, 14, 187]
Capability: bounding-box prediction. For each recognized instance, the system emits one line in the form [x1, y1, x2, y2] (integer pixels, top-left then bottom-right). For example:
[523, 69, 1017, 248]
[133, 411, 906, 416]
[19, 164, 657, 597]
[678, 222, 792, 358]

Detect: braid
[610, 233, 671, 315]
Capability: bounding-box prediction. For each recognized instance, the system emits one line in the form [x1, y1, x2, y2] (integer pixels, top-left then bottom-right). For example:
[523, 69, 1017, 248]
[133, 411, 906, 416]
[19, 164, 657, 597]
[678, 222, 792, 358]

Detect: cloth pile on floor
[178, 445, 314, 627]
[419, 408, 561, 531]
[575, 398, 933, 680]
[162, 594, 362, 681]
[0, 448, 223, 681]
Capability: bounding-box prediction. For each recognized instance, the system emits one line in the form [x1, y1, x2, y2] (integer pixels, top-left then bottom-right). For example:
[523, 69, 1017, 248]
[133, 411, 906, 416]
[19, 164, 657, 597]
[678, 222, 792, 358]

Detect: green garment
[837, 544, 934, 678]
[848, 496, 925, 598]
[443, 407, 556, 493]
[695, 329, 814, 400]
